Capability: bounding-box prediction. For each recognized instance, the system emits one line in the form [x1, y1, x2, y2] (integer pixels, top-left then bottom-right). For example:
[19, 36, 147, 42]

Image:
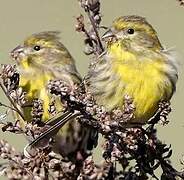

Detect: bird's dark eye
[33, 45, 41, 51]
[127, 28, 134, 34]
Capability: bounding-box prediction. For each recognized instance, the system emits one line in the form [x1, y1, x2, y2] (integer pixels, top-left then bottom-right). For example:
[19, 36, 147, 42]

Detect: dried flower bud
[31, 99, 44, 122]
[177, 0, 184, 6]
[48, 80, 71, 96]
[9, 87, 26, 106]
[0, 64, 19, 91]
[76, 14, 85, 32]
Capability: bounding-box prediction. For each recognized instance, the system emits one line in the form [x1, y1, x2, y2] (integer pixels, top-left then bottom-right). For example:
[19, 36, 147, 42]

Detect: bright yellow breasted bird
[11, 31, 96, 159]
[87, 15, 178, 123]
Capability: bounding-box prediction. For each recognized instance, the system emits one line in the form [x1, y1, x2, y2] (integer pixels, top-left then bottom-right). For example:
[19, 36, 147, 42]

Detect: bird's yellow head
[102, 15, 163, 52]
[11, 31, 74, 69]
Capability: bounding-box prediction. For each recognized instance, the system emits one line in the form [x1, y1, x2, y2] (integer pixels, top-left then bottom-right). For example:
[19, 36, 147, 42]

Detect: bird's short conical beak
[10, 45, 24, 61]
[101, 29, 115, 40]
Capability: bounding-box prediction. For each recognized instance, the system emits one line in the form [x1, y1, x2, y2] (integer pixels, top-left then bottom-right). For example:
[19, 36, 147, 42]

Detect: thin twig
[0, 80, 25, 121]
[0, 101, 19, 112]
[85, 7, 104, 53]
[78, 0, 104, 55]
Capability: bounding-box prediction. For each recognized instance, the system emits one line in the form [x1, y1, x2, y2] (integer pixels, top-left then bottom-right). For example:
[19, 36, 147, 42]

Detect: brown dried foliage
[177, 0, 184, 6]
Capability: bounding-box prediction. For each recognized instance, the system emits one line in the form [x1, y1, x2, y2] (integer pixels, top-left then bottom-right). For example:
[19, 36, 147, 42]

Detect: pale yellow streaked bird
[87, 15, 178, 123]
[11, 31, 96, 159]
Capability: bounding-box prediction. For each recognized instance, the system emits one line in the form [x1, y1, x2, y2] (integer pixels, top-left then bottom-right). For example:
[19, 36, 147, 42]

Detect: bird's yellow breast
[19, 59, 58, 121]
[107, 43, 173, 122]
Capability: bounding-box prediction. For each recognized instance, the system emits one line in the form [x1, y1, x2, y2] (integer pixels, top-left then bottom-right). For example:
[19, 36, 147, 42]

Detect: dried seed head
[31, 99, 44, 122]
[76, 14, 85, 32]
[177, 0, 184, 6]
[0, 64, 19, 91]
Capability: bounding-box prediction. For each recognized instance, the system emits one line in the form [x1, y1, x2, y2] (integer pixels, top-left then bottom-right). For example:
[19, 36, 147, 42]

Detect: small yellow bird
[87, 15, 178, 123]
[24, 16, 178, 150]
[11, 31, 96, 159]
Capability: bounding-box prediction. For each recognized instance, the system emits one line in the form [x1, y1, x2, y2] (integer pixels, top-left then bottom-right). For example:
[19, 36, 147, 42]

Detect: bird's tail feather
[24, 111, 79, 155]
[24, 110, 98, 161]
